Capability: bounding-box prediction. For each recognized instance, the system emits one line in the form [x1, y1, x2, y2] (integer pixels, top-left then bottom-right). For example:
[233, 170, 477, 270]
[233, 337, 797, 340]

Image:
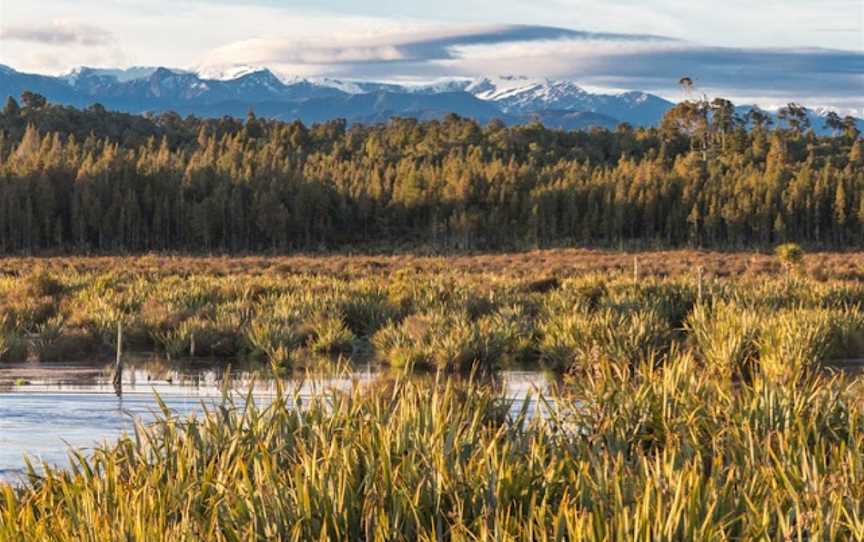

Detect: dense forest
[0, 92, 861, 253]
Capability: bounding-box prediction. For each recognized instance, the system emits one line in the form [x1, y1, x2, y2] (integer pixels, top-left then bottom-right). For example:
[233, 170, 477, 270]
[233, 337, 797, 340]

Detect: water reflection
[0, 358, 551, 484]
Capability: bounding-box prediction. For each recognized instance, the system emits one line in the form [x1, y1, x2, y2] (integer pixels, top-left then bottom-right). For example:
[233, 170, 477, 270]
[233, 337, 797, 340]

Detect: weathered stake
[112, 320, 123, 397]
[697, 266, 704, 303]
[633, 256, 640, 287]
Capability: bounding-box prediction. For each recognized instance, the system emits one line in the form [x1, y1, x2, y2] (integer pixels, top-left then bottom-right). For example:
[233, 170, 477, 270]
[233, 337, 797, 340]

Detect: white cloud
[0, 0, 861, 111]
[205, 37, 407, 66]
[1, 20, 115, 46]
[199, 24, 675, 75]
[194, 23, 863, 111]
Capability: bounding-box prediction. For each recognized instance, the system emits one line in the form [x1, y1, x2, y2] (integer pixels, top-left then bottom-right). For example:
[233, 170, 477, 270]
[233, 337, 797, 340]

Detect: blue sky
[1, 0, 862, 112]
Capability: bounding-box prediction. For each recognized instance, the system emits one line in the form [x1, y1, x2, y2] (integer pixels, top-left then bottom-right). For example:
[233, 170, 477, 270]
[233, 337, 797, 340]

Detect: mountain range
[0, 65, 858, 134]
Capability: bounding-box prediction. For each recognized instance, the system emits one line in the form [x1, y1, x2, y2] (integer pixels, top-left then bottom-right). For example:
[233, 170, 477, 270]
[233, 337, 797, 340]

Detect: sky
[1, 0, 862, 112]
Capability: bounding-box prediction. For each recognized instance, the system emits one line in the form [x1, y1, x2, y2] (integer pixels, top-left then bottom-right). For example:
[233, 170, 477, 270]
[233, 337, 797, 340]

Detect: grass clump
[243, 315, 305, 365]
[22, 267, 65, 298]
[2, 362, 864, 540]
[374, 305, 533, 371]
[689, 301, 864, 383]
[539, 305, 673, 373]
[308, 313, 356, 355]
[0, 330, 27, 363]
[0, 255, 863, 376]
[687, 301, 762, 381]
[758, 307, 864, 382]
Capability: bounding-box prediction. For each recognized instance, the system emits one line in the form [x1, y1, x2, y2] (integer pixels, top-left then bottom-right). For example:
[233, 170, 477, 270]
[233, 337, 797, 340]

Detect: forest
[0, 92, 861, 253]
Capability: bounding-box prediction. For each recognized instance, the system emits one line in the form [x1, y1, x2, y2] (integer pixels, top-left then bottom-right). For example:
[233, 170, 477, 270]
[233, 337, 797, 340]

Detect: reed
[0, 258, 861, 380]
[3, 255, 864, 538]
[0, 330, 27, 363]
[1, 359, 863, 540]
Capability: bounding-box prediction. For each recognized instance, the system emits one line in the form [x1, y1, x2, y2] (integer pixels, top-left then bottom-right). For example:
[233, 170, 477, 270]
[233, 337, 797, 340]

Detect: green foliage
[0, 330, 27, 363]
[0, 259, 862, 377]
[243, 315, 304, 365]
[775, 242, 804, 268]
[758, 307, 864, 382]
[688, 300, 864, 383]
[0, 98, 861, 253]
[687, 301, 761, 379]
[539, 305, 673, 372]
[22, 268, 64, 298]
[2, 365, 864, 540]
[2, 257, 864, 537]
[308, 314, 355, 355]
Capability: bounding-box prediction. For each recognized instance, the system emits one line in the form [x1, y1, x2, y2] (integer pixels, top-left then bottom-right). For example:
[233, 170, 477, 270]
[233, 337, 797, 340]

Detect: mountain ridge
[0, 64, 859, 134]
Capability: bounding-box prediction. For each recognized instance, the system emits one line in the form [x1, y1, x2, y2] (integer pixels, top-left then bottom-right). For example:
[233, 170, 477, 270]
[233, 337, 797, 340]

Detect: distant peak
[196, 64, 288, 82]
[240, 68, 274, 76]
[616, 90, 651, 102]
[64, 66, 171, 83]
[234, 68, 281, 82]
[152, 67, 182, 76]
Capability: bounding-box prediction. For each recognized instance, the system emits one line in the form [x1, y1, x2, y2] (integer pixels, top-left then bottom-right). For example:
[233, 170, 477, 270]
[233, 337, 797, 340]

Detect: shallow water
[0, 361, 548, 484]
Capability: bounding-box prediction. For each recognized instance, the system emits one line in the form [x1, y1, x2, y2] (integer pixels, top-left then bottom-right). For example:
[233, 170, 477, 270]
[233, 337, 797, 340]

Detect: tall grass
[1, 360, 863, 540]
[4, 257, 864, 538]
[0, 260, 863, 381]
[0, 330, 27, 363]
[688, 301, 864, 382]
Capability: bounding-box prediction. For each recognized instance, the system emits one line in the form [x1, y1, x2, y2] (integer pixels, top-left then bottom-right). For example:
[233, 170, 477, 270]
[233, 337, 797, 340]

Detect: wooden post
[633, 256, 639, 287]
[190, 332, 196, 357]
[697, 266, 704, 303]
[112, 321, 123, 397]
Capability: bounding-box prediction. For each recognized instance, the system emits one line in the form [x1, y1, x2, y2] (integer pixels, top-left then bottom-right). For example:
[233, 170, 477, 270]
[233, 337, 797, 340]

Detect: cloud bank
[1, 21, 115, 47]
[201, 24, 864, 113]
[1, 8, 860, 114]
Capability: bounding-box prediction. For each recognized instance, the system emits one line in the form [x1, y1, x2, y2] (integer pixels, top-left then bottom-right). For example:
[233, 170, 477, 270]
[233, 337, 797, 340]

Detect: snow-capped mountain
[195, 64, 279, 82]
[1, 64, 858, 134]
[310, 78, 406, 95]
[63, 66, 168, 84]
[467, 76, 590, 111]
[449, 76, 672, 126]
[734, 105, 864, 134]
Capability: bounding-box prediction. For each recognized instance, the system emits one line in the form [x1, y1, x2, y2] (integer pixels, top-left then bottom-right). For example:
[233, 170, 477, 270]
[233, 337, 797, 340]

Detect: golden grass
[0, 252, 863, 539]
[0, 253, 863, 380]
[0, 249, 862, 280]
[1, 362, 863, 540]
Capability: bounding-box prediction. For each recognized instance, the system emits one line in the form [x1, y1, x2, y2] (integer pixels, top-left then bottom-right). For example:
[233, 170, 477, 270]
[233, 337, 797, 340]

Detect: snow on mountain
[402, 78, 476, 94]
[308, 78, 364, 94]
[3, 63, 859, 133]
[196, 64, 267, 81]
[141, 68, 213, 99]
[406, 76, 672, 126]
[468, 76, 590, 113]
[63, 66, 174, 84]
[383, 75, 670, 125]
[309, 78, 406, 95]
[195, 64, 315, 87]
[616, 91, 651, 105]
[194, 66, 383, 97]
[809, 106, 864, 124]
[231, 69, 286, 92]
[0, 66, 675, 126]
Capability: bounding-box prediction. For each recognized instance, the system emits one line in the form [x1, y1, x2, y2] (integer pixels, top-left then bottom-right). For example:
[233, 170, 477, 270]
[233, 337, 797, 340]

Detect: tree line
[0, 93, 861, 253]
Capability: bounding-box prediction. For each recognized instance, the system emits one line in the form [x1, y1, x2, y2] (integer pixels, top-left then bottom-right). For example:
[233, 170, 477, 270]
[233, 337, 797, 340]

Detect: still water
[0, 360, 549, 484]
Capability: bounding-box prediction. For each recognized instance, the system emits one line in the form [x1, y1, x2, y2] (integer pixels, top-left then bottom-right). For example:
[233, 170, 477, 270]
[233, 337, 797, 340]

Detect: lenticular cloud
[199, 23, 863, 112]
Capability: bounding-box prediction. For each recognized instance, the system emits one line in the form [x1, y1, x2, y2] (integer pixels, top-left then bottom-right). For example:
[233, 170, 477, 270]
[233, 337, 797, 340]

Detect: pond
[0, 359, 550, 484]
